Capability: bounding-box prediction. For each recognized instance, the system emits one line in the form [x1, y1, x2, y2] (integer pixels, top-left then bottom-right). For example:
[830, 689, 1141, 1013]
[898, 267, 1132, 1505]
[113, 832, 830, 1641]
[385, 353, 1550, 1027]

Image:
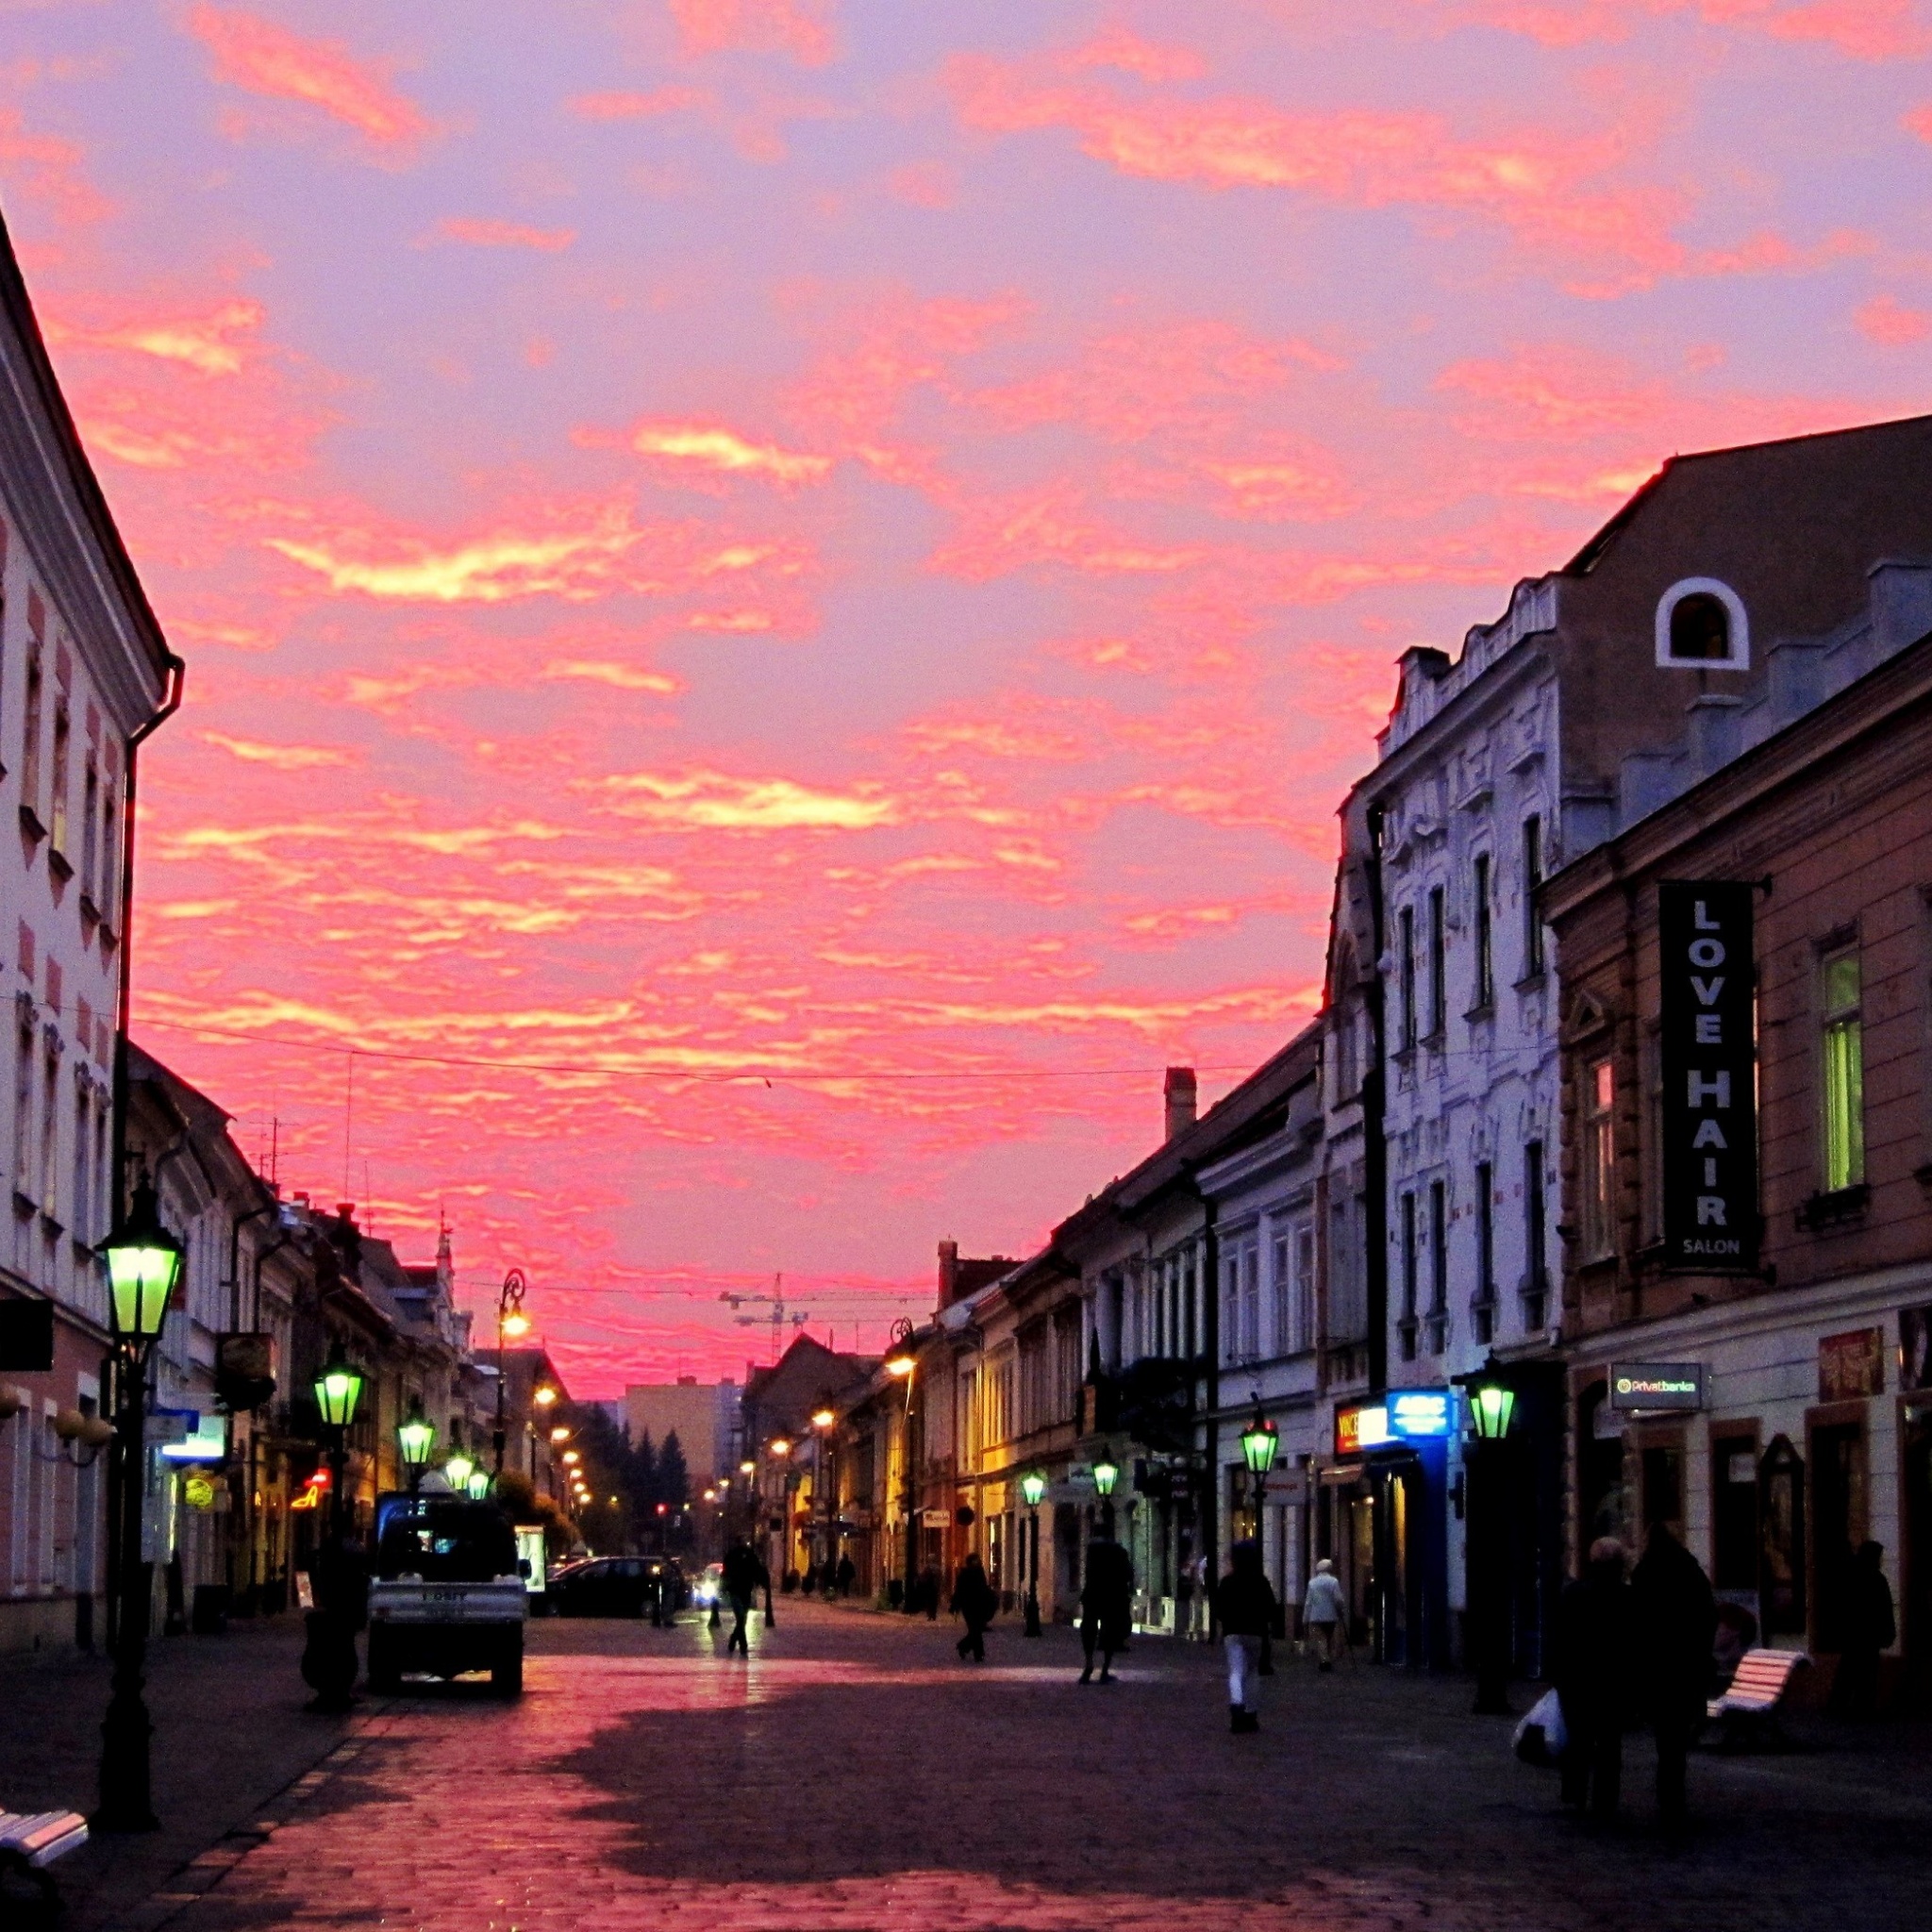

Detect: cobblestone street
[71, 1601, 1924, 1932]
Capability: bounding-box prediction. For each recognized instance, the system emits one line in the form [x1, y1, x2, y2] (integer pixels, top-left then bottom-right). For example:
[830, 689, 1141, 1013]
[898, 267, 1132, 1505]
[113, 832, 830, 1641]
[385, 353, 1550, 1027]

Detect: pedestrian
[921, 1565, 941, 1620]
[802, 1559, 820, 1596]
[949, 1551, 996, 1661]
[1552, 1536, 1631, 1819]
[1830, 1541, 1895, 1719]
[1078, 1535, 1133, 1684]
[837, 1552, 857, 1598]
[1302, 1557, 1347, 1671]
[1218, 1539, 1276, 1733]
[721, 1539, 761, 1656]
[1630, 1523, 1716, 1826]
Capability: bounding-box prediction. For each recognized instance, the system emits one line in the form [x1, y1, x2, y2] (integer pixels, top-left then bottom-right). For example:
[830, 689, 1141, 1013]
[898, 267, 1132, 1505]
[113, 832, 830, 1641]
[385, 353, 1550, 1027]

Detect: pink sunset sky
[4, 0, 1930, 1394]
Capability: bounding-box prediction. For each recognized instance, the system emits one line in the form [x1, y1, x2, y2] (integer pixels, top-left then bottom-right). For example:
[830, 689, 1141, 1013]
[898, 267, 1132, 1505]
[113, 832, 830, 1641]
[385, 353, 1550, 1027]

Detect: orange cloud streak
[187, 6, 431, 146]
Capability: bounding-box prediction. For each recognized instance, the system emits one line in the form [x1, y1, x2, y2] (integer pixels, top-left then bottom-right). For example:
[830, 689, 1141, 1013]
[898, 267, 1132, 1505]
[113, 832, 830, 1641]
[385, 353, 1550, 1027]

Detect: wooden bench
[1707, 1646, 1809, 1745]
[0, 1808, 90, 1913]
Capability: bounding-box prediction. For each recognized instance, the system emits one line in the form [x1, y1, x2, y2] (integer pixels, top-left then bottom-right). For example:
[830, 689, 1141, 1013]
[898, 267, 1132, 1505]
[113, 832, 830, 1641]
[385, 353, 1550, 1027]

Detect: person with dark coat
[836, 1552, 858, 1597]
[1078, 1537, 1134, 1684]
[1218, 1540, 1277, 1733]
[949, 1552, 997, 1660]
[1552, 1536, 1631, 1817]
[1630, 1524, 1717, 1824]
[721, 1540, 762, 1656]
[1830, 1541, 1896, 1718]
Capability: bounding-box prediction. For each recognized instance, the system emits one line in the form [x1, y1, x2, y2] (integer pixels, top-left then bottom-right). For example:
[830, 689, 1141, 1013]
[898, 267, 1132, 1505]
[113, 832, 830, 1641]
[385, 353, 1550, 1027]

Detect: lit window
[1821, 949, 1864, 1191]
[1582, 1058, 1616, 1259]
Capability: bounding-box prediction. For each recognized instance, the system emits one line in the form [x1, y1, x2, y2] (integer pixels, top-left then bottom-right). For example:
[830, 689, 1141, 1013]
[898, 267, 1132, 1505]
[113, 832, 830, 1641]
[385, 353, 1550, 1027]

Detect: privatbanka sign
[1658, 881, 1757, 1272]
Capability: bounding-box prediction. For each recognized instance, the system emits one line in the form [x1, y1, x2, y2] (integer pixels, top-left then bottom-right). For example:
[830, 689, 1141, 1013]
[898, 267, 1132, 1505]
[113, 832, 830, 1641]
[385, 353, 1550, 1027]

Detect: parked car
[544, 1556, 689, 1621]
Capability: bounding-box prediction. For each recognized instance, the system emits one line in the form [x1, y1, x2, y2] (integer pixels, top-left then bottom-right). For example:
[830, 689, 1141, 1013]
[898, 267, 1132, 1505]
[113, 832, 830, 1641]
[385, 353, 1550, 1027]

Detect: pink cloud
[431, 217, 576, 252]
[669, 0, 837, 65]
[186, 6, 431, 148]
[1426, 0, 1930, 58]
[569, 86, 712, 120]
[1855, 292, 1932, 342]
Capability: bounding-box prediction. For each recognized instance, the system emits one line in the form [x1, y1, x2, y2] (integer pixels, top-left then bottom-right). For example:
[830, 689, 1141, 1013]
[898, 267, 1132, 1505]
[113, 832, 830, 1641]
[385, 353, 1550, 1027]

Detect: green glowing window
[1821, 950, 1863, 1192]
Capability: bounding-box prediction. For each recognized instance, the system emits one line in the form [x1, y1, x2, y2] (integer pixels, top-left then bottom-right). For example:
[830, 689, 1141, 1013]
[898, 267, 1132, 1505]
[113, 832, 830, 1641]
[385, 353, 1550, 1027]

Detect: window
[40, 1041, 58, 1216]
[1336, 1004, 1358, 1098]
[1399, 906, 1417, 1050]
[99, 777, 119, 926]
[12, 1019, 32, 1198]
[1522, 815, 1544, 975]
[1426, 1178, 1448, 1354]
[1522, 1140, 1547, 1331]
[1656, 577, 1749, 670]
[21, 645, 42, 824]
[1293, 1220, 1315, 1354]
[49, 703, 69, 856]
[81, 758, 98, 903]
[1582, 1058, 1616, 1259]
[1271, 1233, 1291, 1357]
[1398, 1190, 1418, 1362]
[1242, 1240, 1261, 1361]
[1427, 886, 1446, 1038]
[1821, 948, 1864, 1191]
[1223, 1252, 1241, 1366]
[71, 1081, 91, 1244]
[1472, 1160, 1495, 1345]
[1472, 853, 1493, 1009]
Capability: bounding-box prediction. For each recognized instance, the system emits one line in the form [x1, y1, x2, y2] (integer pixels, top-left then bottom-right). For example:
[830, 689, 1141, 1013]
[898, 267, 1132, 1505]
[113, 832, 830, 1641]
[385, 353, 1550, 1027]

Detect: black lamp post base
[94, 1679, 158, 1834]
[1024, 1591, 1042, 1638]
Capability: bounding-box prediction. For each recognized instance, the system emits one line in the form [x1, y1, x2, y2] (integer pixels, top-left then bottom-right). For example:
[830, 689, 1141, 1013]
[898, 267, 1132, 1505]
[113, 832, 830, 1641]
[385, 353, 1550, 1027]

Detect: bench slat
[0, 1808, 90, 1866]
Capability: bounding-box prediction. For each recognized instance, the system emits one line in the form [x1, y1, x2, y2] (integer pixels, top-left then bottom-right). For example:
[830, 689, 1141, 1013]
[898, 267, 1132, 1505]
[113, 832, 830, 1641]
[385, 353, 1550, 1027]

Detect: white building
[0, 209, 182, 1651]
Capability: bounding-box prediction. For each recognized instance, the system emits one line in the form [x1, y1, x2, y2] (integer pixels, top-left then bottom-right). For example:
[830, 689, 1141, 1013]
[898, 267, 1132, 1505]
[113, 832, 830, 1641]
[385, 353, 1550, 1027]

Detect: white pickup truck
[365, 1493, 528, 1697]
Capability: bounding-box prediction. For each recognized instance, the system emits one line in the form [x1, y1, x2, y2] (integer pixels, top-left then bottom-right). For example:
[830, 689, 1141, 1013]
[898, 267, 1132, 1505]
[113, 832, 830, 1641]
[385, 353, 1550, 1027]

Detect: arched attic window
[1655, 578, 1749, 671]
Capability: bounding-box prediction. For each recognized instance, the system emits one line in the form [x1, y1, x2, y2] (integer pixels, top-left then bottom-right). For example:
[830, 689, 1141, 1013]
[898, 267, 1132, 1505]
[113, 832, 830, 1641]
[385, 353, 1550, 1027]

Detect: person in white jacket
[1302, 1558, 1347, 1672]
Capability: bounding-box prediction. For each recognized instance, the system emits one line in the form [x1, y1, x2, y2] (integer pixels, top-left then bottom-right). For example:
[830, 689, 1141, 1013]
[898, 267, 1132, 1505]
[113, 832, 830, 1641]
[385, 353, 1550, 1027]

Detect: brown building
[1546, 589, 1932, 1704]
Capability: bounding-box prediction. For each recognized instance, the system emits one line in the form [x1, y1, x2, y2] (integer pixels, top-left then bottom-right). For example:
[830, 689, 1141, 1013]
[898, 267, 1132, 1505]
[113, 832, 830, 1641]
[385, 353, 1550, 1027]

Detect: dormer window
[1656, 577, 1748, 671]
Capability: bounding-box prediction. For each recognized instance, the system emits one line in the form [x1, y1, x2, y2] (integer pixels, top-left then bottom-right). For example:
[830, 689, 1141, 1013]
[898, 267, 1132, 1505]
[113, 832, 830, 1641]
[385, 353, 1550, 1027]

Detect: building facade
[1547, 588, 1932, 1705]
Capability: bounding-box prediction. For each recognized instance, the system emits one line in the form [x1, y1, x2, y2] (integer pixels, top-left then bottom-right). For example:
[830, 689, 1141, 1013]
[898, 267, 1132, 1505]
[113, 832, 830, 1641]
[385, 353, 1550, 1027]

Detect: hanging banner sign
[1658, 881, 1757, 1272]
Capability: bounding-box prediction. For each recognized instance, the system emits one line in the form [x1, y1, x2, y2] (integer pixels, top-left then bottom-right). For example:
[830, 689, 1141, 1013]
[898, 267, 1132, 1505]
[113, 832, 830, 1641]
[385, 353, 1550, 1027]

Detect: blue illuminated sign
[1386, 1390, 1452, 1440]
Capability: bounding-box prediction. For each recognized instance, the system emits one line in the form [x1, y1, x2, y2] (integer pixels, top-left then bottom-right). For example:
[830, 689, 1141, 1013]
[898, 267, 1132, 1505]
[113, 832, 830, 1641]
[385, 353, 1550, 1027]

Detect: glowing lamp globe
[500, 1308, 532, 1340]
[1471, 1382, 1517, 1441]
[444, 1451, 476, 1491]
[313, 1346, 366, 1429]
[102, 1181, 184, 1344]
[1019, 1469, 1047, 1509]
[811, 1406, 836, 1430]
[396, 1402, 438, 1473]
[533, 1385, 558, 1408]
[1091, 1455, 1119, 1499]
[1241, 1411, 1280, 1478]
[465, 1468, 492, 1501]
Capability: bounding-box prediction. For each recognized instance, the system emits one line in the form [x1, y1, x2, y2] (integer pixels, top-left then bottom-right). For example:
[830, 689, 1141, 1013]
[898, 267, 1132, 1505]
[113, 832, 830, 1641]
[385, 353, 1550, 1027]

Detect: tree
[657, 1431, 690, 1510]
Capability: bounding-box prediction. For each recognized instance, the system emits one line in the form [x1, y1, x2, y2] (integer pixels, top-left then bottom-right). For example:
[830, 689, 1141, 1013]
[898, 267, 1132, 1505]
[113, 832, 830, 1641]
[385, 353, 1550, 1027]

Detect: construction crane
[719, 1274, 809, 1361]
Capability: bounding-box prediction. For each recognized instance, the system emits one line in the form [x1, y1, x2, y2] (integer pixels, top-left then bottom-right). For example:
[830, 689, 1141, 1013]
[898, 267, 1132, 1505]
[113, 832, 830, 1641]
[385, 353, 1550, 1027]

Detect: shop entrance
[1905, 1411, 1932, 1705]
[1810, 1419, 1868, 1653]
[1759, 1435, 1807, 1640]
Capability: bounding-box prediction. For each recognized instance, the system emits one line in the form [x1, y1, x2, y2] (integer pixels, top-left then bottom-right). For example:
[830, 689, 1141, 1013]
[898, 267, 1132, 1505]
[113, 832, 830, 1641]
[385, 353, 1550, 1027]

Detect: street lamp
[305, 1341, 366, 1714]
[465, 1468, 493, 1502]
[396, 1400, 437, 1490]
[1465, 1369, 1517, 1716]
[94, 1179, 182, 1833]
[444, 1448, 476, 1492]
[883, 1319, 920, 1607]
[1020, 1468, 1047, 1638]
[493, 1268, 528, 1478]
[1241, 1407, 1279, 1529]
[1091, 1448, 1119, 1541]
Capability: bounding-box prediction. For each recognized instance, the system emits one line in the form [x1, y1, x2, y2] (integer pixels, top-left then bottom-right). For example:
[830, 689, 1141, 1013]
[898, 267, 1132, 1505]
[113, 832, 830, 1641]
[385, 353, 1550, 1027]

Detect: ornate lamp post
[492, 1269, 530, 1478]
[94, 1179, 182, 1833]
[1019, 1468, 1047, 1637]
[883, 1321, 918, 1604]
[1240, 1407, 1280, 1534]
[396, 1399, 437, 1491]
[1091, 1447, 1119, 1541]
[810, 1401, 836, 1585]
[313, 1344, 367, 1546]
[1466, 1370, 1518, 1716]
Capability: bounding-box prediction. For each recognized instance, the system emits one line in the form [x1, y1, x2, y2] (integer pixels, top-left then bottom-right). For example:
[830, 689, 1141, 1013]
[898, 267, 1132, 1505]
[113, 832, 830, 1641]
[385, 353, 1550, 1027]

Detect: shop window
[1581, 1058, 1616, 1259]
[1820, 948, 1864, 1192]
[1711, 1434, 1758, 1593]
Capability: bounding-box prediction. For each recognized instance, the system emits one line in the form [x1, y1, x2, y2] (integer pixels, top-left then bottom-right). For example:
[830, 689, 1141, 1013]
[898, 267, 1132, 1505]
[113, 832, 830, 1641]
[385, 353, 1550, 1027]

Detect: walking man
[1302, 1557, 1346, 1671]
[1219, 1540, 1276, 1733]
[1631, 1523, 1716, 1825]
[722, 1539, 761, 1656]
[1078, 1534, 1133, 1684]
[950, 1551, 996, 1661]
[1553, 1537, 1631, 1818]
[1830, 1541, 1895, 1719]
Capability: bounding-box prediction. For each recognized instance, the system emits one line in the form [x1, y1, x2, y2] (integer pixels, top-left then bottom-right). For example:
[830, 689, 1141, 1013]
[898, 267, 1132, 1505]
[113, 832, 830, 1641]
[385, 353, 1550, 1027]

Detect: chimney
[1164, 1066, 1197, 1141]
[938, 1239, 959, 1308]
